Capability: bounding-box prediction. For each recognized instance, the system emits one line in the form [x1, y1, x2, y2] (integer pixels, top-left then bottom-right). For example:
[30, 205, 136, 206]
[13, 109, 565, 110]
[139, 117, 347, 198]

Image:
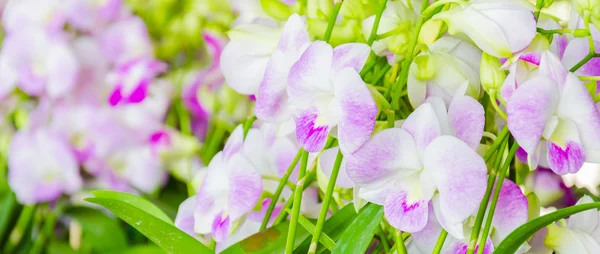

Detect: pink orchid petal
[491, 180, 529, 242]
[287, 41, 333, 109]
[211, 211, 231, 242]
[346, 128, 422, 185]
[507, 76, 560, 154]
[409, 202, 442, 253]
[539, 51, 568, 86]
[175, 196, 198, 236]
[556, 74, 600, 152]
[448, 96, 484, 150]
[402, 103, 442, 154]
[255, 50, 294, 122]
[223, 125, 244, 160]
[334, 68, 378, 154]
[295, 108, 331, 152]
[424, 136, 487, 226]
[384, 191, 428, 232]
[547, 140, 585, 175]
[277, 14, 310, 56]
[331, 43, 370, 75]
[227, 153, 262, 220]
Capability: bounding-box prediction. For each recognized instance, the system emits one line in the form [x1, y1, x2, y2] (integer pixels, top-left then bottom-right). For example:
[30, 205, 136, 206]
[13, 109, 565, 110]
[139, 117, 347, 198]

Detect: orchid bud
[480, 52, 505, 93]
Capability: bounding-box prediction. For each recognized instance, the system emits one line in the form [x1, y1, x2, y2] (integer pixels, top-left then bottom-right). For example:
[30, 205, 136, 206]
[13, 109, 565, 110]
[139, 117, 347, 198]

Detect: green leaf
[0, 192, 17, 245]
[85, 197, 212, 254]
[494, 202, 600, 253]
[47, 241, 78, 254]
[221, 220, 309, 254]
[91, 190, 173, 224]
[65, 206, 128, 253]
[332, 203, 384, 254]
[294, 204, 358, 253]
[122, 244, 166, 254]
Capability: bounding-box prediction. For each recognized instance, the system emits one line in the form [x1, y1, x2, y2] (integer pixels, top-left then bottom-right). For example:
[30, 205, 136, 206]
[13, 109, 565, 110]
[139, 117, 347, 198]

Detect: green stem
[260, 150, 303, 230]
[570, 53, 594, 72]
[176, 100, 191, 135]
[534, 0, 545, 22]
[467, 139, 508, 254]
[30, 204, 64, 253]
[367, 0, 389, 46]
[209, 238, 216, 252]
[243, 116, 257, 138]
[4, 205, 36, 253]
[394, 230, 408, 254]
[477, 142, 519, 254]
[378, 225, 390, 253]
[323, 2, 343, 43]
[579, 75, 600, 81]
[489, 92, 507, 120]
[360, 56, 378, 78]
[202, 122, 227, 162]
[391, 0, 430, 110]
[308, 149, 343, 254]
[370, 64, 392, 85]
[483, 126, 509, 162]
[536, 28, 572, 35]
[285, 150, 309, 254]
[432, 230, 448, 254]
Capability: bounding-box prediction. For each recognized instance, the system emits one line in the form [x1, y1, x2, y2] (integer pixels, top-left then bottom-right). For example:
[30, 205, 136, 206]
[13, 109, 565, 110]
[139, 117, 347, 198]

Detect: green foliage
[65, 206, 128, 253]
[494, 202, 600, 253]
[332, 203, 384, 254]
[86, 191, 211, 254]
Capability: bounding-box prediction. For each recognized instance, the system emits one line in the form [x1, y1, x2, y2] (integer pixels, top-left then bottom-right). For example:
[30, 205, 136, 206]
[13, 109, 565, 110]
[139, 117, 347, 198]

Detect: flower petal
[346, 128, 422, 185]
[277, 14, 309, 56]
[546, 119, 585, 174]
[223, 125, 244, 160]
[211, 211, 231, 242]
[384, 191, 428, 232]
[331, 43, 370, 75]
[227, 153, 262, 220]
[424, 136, 487, 226]
[402, 102, 441, 154]
[287, 41, 333, 109]
[334, 68, 377, 154]
[295, 108, 331, 152]
[491, 179, 529, 243]
[539, 51, 568, 86]
[448, 95, 484, 149]
[507, 76, 560, 154]
[255, 50, 294, 123]
[175, 196, 198, 236]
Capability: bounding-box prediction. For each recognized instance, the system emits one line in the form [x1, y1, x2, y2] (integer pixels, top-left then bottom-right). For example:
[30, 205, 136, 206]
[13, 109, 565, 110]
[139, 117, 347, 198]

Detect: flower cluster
[3, 0, 600, 253]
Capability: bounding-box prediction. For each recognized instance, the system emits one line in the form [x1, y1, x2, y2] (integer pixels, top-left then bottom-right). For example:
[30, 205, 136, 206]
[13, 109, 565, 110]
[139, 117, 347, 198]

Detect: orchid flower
[408, 180, 528, 253]
[544, 196, 600, 253]
[100, 17, 154, 64]
[64, 0, 125, 32]
[194, 125, 262, 242]
[0, 28, 79, 99]
[220, 21, 282, 95]
[361, 0, 418, 64]
[255, 14, 310, 124]
[506, 51, 600, 174]
[8, 128, 83, 204]
[287, 40, 376, 154]
[346, 95, 485, 238]
[432, 0, 537, 58]
[2, 0, 64, 33]
[107, 57, 167, 106]
[407, 36, 482, 108]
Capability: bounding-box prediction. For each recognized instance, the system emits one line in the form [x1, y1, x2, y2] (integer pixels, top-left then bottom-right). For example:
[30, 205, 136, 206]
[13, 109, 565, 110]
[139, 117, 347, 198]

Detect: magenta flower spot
[547, 141, 585, 175]
[295, 109, 330, 152]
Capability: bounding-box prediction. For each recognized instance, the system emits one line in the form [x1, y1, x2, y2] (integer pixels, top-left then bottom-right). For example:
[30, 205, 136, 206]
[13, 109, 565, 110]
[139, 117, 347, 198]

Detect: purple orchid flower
[506, 51, 600, 174]
[287, 40, 376, 154]
[0, 28, 79, 99]
[255, 14, 310, 124]
[194, 125, 262, 243]
[107, 57, 167, 106]
[544, 196, 600, 252]
[408, 180, 528, 253]
[99, 17, 154, 64]
[8, 128, 83, 204]
[346, 95, 485, 238]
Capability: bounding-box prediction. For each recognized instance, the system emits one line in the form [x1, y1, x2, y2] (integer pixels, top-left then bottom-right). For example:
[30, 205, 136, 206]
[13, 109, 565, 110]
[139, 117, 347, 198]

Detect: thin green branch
[394, 229, 408, 254]
[432, 229, 448, 254]
[260, 150, 303, 230]
[308, 149, 344, 254]
[477, 142, 519, 254]
[323, 2, 343, 43]
[367, 0, 389, 46]
[285, 150, 310, 253]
